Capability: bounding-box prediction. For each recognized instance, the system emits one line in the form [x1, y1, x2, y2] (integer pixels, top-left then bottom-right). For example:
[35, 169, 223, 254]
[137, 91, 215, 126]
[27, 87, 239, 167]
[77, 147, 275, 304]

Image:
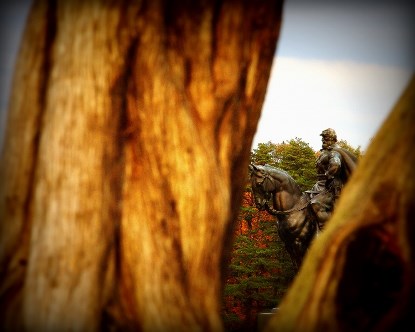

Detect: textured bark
[0, 0, 282, 331]
[267, 75, 415, 331]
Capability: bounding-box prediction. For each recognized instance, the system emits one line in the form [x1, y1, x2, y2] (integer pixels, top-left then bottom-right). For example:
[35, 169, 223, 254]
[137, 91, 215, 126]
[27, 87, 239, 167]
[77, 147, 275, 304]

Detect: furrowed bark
[0, 0, 283, 331]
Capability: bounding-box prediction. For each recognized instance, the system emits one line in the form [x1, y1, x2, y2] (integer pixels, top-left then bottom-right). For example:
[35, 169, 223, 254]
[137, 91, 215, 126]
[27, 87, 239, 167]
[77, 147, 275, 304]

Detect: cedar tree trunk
[0, 0, 283, 331]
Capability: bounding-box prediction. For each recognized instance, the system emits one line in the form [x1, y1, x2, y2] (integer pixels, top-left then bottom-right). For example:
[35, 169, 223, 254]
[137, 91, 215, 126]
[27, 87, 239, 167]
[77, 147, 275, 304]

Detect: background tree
[250, 141, 280, 166]
[0, 1, 283, 331]
[275, 138, 316, 191]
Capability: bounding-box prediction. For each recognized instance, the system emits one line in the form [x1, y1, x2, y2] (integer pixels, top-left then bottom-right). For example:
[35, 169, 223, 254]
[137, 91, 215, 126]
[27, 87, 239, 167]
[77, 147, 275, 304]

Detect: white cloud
[252, 56, 413, 151]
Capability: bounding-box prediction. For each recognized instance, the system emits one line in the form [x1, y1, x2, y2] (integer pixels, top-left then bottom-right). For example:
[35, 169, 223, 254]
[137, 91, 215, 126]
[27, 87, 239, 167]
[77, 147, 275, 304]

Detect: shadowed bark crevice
[336, 227, 404, 332]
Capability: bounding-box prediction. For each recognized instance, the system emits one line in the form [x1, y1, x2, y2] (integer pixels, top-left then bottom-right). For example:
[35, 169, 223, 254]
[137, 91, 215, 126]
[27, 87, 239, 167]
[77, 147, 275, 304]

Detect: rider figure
[309, 128, 357, 229]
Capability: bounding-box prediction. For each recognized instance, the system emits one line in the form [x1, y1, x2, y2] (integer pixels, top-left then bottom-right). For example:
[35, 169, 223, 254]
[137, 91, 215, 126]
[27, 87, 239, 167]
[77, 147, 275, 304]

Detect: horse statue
[248, 163, 321, 271]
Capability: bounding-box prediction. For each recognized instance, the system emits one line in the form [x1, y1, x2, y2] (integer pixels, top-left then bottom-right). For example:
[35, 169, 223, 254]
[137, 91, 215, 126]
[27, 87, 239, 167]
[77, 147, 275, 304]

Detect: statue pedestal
[257, 308, 278, 331]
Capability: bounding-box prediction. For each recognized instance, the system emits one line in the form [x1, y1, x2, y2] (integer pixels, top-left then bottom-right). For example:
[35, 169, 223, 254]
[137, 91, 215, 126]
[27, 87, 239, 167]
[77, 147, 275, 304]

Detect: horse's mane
[260, 164, 301, 190]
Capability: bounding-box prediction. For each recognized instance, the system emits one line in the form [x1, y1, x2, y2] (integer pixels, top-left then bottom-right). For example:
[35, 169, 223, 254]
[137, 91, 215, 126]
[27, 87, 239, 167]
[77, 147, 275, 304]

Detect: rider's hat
[320, 128, 337, 141]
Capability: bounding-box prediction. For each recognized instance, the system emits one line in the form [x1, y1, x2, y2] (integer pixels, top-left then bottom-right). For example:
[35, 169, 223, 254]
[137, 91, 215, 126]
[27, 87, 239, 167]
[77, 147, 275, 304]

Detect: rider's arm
[325, 151, 341, 179]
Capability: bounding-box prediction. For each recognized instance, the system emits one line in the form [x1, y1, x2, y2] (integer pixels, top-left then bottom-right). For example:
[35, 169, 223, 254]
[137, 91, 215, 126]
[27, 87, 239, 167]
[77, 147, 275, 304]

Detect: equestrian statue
[249, 128, 357, 270]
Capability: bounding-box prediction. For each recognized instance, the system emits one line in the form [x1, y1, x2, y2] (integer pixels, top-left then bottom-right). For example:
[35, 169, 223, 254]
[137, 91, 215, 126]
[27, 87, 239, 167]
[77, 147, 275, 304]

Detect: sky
[254, 0, 414, 151]
[0, 0, 32, 152]
[0, 0, 414, 152]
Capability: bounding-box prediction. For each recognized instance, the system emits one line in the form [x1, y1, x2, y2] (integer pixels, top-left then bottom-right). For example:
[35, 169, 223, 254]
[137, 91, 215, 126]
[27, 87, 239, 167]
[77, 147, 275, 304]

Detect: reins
[265, 199, 310, 216]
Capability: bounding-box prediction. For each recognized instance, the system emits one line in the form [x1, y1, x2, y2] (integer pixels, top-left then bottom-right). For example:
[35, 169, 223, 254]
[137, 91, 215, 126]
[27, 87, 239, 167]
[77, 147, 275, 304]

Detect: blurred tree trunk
[0, 0, 282, 331]
[267, 75, 415, 331]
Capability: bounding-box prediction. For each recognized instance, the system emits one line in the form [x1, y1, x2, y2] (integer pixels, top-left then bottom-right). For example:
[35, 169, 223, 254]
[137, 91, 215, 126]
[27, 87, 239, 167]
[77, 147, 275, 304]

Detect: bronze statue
[248, 129, 357, 270]
[249, 164, 318, 271]
[308, 128, 357, 229]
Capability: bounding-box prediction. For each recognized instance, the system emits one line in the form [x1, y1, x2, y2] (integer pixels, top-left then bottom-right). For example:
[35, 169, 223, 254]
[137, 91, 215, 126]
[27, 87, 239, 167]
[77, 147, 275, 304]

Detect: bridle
[251, 172, 272, 203]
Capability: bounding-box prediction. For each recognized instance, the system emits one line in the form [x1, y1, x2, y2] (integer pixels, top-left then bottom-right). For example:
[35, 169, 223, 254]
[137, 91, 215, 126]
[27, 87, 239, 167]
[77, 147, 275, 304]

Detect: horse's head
[248, 164, 273, 210]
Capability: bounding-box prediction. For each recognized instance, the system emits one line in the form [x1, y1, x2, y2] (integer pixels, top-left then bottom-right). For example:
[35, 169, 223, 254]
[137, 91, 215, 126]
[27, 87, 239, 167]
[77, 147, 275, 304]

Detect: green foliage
[250, 141, 279, 166]
[223, 216, 296, 331]
[275, 138, 316, 191]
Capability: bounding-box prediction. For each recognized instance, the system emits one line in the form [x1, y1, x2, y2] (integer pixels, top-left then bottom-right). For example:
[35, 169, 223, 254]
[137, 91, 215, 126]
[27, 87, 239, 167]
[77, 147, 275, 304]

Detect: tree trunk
[0, 0, 282, 331]
[267, 75, 415, 331]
